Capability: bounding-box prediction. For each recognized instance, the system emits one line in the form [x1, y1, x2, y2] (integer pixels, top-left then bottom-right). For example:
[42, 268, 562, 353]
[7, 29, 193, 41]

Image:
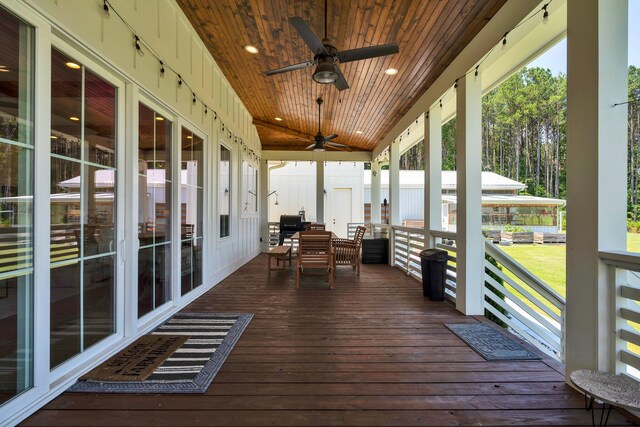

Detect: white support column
[455, 73, 484, 316]
[566, 0, 628, 375]
[424, 108, 442, 247]
[370, 160, 381, 224]
[259, 159, 269, 252]
[389, 140, 400, 225]
[316, 161, 325, 224]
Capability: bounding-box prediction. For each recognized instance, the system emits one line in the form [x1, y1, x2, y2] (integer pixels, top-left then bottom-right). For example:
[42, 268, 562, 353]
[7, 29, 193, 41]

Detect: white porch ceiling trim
[261, 150, 372, 162]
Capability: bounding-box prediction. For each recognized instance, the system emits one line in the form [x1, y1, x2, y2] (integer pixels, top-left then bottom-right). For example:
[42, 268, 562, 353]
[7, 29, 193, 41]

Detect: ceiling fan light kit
[313, 60, 338, 84]
[264, 0, 399, 92]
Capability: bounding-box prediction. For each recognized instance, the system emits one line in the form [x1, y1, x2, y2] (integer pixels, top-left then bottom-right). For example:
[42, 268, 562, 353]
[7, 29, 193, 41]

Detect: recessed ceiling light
[244, 45, 259, 54]
[155, 116, 164, 121]
[186, 135, 193, 139]
[50, 135, 57, 139]
[65, 62, 81, 70]
[69, 116, 80, 121]
[274, 117, 283, 121]
[356, 130, 363, 134]
[0, 68, 9, 73]
[384, 68, 398, 75]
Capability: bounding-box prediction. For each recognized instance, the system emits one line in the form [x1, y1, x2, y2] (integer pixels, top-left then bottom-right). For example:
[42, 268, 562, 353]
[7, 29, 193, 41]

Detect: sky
[528, 0, 639, 74]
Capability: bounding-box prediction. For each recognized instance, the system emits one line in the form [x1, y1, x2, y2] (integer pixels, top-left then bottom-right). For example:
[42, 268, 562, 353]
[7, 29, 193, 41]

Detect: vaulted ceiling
[177, 0, 507, 151]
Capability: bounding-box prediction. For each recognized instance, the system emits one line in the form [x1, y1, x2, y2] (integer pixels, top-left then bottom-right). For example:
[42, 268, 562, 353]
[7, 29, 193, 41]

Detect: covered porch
[24, 256, 633, 426]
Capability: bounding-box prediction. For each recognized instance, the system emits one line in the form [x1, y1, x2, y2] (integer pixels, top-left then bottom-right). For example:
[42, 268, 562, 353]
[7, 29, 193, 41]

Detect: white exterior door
[331, 188, 352, 238]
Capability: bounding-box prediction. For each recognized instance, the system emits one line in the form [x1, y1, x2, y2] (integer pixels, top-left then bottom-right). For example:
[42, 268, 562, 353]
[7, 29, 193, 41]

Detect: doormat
[445, 323, 541, 360]
[80, 335, 189, 381]
[69, 312, 253, 393]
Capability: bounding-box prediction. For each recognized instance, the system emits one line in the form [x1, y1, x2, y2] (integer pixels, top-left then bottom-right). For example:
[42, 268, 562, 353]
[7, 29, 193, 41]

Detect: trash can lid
[419, 249, 448, 259]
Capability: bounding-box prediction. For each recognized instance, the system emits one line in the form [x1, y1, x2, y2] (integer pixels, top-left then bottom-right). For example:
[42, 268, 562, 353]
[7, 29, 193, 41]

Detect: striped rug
[69, 312, 252, 393]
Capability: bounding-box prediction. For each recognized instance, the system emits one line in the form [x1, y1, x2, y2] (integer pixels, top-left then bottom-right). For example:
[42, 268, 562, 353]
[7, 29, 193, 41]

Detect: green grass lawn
[499, 233, 640, 296]
[498, 233, 640, 355]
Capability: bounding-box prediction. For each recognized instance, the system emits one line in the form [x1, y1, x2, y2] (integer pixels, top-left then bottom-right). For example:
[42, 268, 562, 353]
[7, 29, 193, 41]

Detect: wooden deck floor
[24, 254, 635, 426]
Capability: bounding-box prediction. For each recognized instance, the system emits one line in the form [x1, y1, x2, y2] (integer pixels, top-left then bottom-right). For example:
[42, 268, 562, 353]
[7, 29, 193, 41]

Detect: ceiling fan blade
[305, 143, 316, 150]
[325, 141, 349, 148]
[325, 144, 349, 151]
[337, 43, 399, 63]
[264, 60, 316, 76]
[323, 134, 339, 141]
[289, 17, 328, 56]
[333, 65, 349, 91]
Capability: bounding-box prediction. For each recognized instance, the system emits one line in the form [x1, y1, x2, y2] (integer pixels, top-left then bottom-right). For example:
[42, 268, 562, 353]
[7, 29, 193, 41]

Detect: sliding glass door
[49, 48, 118, 368]
[0, 5, 34, 405]
[180, 128, 203, 295]
[138, 103, 172, 317]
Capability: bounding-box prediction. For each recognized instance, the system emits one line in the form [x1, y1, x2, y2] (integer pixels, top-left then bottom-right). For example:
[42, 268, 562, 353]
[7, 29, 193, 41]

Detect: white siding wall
[269, 162, 365, 234]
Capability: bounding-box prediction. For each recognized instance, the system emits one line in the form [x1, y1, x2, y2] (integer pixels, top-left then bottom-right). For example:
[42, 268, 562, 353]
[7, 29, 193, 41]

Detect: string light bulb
[178, 74, 183, 86]
[204, 105, 208, 115]
[542, 4, 549, 24]
[501, 32, 508, 50]
[192, 93, 196, 104]
[134, 35, 143, 54]
[474, 66, 479, 80]
[103, 0, 110, 16]
[160, 60, 165, 75]
[439, 99, 442, 108]
[454, 79, 458, 90]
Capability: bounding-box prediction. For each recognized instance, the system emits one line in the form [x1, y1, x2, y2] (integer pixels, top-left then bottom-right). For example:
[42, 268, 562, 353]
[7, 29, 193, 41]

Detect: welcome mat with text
[70, 312, 253, 393]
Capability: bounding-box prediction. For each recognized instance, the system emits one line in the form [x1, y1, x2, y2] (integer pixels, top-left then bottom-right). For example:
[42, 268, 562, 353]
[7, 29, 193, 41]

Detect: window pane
[0, 7, 33, 145]
[0, 5, 34, 406]
[51, 49, 81, 159]
[50, 260, 80, 368]
[84, 70, 115, 167]
[83, 255, 115, 349]
[84, 165, 115, 257]
[219, 146, 231, 238]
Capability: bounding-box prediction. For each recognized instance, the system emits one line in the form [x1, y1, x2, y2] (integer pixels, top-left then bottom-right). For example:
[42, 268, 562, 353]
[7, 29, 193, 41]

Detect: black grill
[279, 215, 304, 245]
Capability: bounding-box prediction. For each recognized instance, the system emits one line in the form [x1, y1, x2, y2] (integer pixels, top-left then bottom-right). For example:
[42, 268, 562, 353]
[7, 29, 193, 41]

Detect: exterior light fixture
[244, 45, 259, 54]
[65, 62, 81, 69]
[69, 116, 80, 121]
[155, 116, 164, 121]
[274, 117, 283, 121]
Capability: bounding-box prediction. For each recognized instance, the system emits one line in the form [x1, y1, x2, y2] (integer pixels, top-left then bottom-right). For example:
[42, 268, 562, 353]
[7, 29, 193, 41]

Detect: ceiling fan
[264, 0, 399, 92]
[306, 97, 348, 152]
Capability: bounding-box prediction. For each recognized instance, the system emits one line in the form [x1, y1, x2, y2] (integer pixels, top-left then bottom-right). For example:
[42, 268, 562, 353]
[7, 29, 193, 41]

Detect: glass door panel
[137, 103, 171, 317]
[50, 48, 117, 368]
[0, 5, 34, 406]
[181, 128, 203, 295]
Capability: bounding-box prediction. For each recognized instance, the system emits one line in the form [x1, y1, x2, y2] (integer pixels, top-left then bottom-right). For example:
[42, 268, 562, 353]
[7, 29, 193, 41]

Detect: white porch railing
[599, 251, 640, 380]
[484, 242, 566, 361]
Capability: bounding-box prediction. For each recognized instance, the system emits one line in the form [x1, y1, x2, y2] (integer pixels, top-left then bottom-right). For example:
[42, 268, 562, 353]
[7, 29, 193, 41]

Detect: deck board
[24, 255, 635, 426]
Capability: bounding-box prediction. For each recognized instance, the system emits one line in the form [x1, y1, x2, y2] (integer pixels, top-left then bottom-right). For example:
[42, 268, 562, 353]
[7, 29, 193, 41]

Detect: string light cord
[101, 0, 260, 162]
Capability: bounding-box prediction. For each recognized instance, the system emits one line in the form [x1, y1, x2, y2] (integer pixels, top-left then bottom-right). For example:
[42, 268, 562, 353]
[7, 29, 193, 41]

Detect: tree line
[401, 65, 640, 218]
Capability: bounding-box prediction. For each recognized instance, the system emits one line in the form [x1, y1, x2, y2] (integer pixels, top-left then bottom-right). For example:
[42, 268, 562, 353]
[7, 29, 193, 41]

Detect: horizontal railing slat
[484, 273, 562, 335]
[621, 285, 640, 302]
[620, 349, 640, 372]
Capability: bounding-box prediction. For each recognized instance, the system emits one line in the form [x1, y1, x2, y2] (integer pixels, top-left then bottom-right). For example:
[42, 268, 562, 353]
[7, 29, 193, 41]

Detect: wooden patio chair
[296, 230, 334, 289]
[305, 223, 326, 230]
[333, 226, 366, 275]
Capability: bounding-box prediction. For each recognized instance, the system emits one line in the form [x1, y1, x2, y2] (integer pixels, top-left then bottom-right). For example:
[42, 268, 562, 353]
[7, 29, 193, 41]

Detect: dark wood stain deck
[24, 255, 635, 426]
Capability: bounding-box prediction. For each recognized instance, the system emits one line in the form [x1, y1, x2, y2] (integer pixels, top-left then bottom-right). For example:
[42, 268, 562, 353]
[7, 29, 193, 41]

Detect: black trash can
[419, 249, 448, 301]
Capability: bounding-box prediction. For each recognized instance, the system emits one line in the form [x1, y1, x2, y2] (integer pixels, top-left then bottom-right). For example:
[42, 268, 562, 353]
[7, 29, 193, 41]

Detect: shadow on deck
[24, 254, 635, 426]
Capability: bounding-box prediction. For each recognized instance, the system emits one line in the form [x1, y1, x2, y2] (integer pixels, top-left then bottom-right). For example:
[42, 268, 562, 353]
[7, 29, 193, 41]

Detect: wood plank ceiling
[177, 0, 507, 151]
